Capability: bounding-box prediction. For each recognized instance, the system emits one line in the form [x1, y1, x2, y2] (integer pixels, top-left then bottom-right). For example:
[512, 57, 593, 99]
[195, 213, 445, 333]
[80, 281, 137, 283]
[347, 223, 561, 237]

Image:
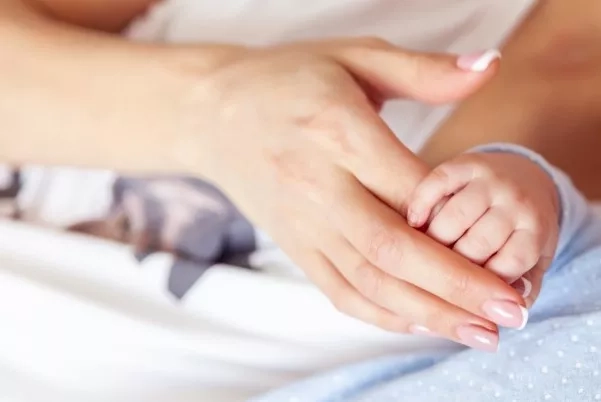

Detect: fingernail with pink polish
[482, 300, 529, 330]
[457, 49, 501, 72]
[409, 324, 438, 337]
[456, 324, 499, 352]
[512, 277, 532, 298]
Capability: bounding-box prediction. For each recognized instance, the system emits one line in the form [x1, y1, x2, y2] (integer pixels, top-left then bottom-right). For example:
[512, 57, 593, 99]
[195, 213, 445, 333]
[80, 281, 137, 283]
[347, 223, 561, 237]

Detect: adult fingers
[282, 245, 408, 333]
[326, 95, 431, 216]
[325, 39, 500, 103]
[330, 177, 528, 330]
[322, 235, 499, 351]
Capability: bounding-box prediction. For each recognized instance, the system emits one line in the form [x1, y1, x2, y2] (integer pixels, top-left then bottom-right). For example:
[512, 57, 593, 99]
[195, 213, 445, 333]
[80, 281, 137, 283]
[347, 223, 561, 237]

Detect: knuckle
[465, 233, 494, 256]
[519, 203, 539, 221]
[266, 149, 322, 193]
[446, 202, 472, 226]
[303, 96, 348, 125]
[501, 181, 528, 204]
[366, 227, 405, 268]
[521, 205, 546, 229]
[505, 250, 538, 272]
[447, 271, 472, 301]
[297, 100, 356, 154]
[431, 164, 452, 184]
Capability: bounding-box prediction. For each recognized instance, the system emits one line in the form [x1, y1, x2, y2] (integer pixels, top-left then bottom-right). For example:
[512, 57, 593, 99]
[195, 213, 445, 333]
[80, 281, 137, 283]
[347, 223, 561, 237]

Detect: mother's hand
[186, 40, 526, 351]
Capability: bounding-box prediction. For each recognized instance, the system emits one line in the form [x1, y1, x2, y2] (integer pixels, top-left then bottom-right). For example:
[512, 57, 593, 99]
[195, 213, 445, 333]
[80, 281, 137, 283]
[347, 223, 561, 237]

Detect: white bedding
[0, 220, 455, 402]
[0, 1, 537, 401]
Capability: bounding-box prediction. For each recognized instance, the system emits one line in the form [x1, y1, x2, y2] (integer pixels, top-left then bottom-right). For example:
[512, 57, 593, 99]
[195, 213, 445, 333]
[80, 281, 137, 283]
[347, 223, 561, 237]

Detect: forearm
[421, 0, 601, 199]
[0, 1, 240, 176]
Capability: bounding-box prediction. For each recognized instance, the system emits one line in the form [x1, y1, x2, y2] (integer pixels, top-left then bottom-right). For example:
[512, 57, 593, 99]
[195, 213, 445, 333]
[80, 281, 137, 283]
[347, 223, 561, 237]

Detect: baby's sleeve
[468, 143, 592, 260]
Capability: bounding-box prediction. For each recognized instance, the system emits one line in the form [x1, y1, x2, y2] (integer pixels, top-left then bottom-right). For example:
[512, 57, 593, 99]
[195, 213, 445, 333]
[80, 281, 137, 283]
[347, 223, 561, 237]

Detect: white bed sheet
[0, 1, 539, 400]
[0, 220, 454, 402]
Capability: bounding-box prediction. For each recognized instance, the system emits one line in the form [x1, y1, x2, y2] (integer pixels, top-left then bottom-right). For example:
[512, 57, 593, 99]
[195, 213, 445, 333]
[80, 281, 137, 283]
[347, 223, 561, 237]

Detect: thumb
[330, 43, 500, 104]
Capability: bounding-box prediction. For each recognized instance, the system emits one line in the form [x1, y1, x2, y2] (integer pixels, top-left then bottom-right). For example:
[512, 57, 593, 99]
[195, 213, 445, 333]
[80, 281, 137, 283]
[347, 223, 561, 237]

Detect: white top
[127, 0, 535, 150]
[2, 2, 536, 402]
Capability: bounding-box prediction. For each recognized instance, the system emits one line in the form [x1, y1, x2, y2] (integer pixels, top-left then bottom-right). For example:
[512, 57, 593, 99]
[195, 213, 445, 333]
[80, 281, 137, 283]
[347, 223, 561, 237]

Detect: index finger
[330, 179, 528, 330]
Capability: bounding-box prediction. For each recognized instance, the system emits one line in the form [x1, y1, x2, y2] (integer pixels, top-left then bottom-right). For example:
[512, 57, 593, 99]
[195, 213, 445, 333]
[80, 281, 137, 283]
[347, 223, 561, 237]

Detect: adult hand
[181, 40, 526, 351]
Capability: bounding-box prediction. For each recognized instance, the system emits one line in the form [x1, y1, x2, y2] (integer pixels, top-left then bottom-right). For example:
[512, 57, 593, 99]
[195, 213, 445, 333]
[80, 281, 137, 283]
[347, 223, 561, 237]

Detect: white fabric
[0, 1, 536, 401]
[0, 221, 457, 402]
[127, 0, 534, 151]
[16, 166, 116, 227]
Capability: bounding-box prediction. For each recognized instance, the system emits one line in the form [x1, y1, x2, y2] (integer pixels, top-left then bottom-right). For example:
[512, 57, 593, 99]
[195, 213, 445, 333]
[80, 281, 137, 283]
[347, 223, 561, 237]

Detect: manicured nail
[409, 324, 437, 336]
[456, 324, 499, 352]
[482, 300, 528, 330]
[457, 49, 501, 72]
[512, 276, 532, 298]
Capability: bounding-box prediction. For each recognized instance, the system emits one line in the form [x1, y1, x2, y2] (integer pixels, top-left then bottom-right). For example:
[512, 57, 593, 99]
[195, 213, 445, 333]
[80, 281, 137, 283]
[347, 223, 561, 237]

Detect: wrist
[0, 7, 248, 176]
[159, 45, 249, 180]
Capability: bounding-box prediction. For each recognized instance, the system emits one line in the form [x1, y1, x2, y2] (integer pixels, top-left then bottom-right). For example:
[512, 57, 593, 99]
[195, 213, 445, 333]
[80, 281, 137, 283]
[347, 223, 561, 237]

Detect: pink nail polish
[409, 324, 437, 337]
[482, 300, 529, 330]
[457, 49, 501, 72]
[456, 324, 499, 352]
[512, 277, 532, 298]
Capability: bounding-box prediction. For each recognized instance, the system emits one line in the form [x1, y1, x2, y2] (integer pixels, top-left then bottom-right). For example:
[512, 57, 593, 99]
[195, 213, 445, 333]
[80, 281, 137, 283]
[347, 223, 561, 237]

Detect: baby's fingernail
[456, 324, 499, 352]
[408, 211, 420, 227]
[482, 300, 528, 330]
[512, 276, 532, 298]
[457, 49, 501, 72]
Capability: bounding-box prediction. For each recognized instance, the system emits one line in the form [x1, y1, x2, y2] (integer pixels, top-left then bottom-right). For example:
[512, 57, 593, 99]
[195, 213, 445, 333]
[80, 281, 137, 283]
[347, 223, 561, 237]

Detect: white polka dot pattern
[250, 146, 601, 402]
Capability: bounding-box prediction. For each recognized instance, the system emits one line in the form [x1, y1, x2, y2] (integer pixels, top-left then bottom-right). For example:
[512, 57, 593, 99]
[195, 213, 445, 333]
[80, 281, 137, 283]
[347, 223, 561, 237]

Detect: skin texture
[6, 0, 584, 349]
[421, 0, 601, 200]
[408, 152, 560, 308]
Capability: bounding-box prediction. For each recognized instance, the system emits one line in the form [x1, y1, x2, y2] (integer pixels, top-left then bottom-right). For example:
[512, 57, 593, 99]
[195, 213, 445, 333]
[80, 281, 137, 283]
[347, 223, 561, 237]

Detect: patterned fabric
[0, 167, 257, 299]
[0, 168, 21, 219]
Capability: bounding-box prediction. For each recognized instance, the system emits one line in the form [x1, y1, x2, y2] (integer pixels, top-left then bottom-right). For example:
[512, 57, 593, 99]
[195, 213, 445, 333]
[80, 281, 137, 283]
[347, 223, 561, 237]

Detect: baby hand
[407, 152, 560, 303]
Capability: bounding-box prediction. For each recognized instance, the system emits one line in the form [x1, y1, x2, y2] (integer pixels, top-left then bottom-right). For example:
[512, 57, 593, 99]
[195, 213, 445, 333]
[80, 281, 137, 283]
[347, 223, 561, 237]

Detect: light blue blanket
[252, 145, 601, 402]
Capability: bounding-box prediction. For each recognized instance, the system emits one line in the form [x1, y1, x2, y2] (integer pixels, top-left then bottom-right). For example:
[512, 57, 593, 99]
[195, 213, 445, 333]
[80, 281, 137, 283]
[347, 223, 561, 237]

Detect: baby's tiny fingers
[408, 161, 476, 228]
[453, 207, 513, 265]
[485, 229, 540, 283]
[427, 182, 490, 246]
